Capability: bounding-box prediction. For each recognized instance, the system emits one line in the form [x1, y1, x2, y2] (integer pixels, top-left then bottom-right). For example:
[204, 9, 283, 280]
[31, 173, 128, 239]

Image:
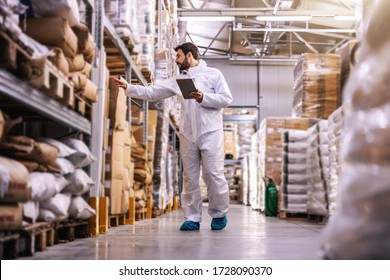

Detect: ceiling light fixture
[179, 16, 235, 22]
[334, 15, 356, 21]
[256, 15, 313, 21]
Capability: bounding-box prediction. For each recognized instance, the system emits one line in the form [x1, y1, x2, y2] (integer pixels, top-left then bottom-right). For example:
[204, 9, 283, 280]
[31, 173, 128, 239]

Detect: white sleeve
[125, 82, 176, 102]
[201, 71, 233, 108]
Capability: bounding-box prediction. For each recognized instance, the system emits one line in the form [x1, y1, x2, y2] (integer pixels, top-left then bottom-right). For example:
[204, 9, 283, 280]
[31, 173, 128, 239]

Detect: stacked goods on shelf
[131, 108, 157, 218]
[149, 101, 171, 214]
[105, 78, 132, 215]
[258, 117, 318, 211]
[249, 131, 260, 209]
[225, 163, 242, 204]
[281, 130, 309, 213]
[237, 123, 255, 158]
[0, 135, 96, 226]
[327, 106, 344, 216]
[306, 120, 330, 216]
[241, 155, 250, 206]
[292, 53, 341, 119]
[335, 40, 359, 92]
[0, 156, 30, 230]
[104, 0, 139, 45]
[20, 1, 97, 111]
[136, 0, 156, 82]
[322, 0, 390, 259]
[223, 125, 238, 160]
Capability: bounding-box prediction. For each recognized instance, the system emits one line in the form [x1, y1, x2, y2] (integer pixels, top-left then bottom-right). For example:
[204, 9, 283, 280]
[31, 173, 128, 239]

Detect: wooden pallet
[279, 211, 308, 221]
[27, 59, 75, 108]
[75, 94, 93, 120]
[109, 214, 126, 227]
[0, 232, 20, 259]
[307, 213, 328, 224]
[135, 208, 146, 221]
[54, 220, 89, 243]
[0, 29, 31, 75]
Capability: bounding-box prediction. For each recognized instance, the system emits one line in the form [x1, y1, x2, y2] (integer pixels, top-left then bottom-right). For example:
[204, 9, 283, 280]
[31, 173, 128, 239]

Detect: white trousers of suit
[179, 129, 229, 222]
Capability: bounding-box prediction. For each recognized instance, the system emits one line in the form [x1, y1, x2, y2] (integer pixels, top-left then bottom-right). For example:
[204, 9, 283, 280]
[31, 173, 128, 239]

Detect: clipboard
[176, 78, 197, 99]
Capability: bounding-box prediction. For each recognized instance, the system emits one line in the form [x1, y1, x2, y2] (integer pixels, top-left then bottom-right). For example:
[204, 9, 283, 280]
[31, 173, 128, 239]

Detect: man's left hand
[190, 90, 203, 103]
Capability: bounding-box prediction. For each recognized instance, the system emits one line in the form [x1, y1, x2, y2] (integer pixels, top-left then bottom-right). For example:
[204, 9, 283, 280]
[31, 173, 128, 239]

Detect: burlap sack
[0, 136, 58, 166]
[66, 53, 85, 72]
[0, 156, 30, 203]
[48, 47, 69, 76]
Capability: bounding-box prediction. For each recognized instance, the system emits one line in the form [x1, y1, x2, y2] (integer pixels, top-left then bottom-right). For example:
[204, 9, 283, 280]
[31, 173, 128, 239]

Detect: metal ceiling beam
[338, 0, 354, 11]
[177, 8, 354, 17]
[187, 0, 196, 9]
[326, 38, 348, 54]
[233, 25, 356, 35]
[200, 0, 209, 9]
[202, 22, 228, 56]
[292, 31, 319, 53]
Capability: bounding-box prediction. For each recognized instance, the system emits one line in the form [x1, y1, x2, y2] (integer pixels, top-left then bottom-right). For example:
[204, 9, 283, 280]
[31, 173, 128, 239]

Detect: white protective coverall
[125, 60, 233, 222]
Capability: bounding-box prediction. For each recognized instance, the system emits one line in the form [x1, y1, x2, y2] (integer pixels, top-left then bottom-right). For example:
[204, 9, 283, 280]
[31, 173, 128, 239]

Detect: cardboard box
[109, 195, 122, 215]
[122, 167, 130, 191]
[105, 178, 123, 197]
[148, 110, 158, 128]
[131, 104, 143, 124]
[103, 117, 110, 150]
[121, 190, 130, 213]
[105, 159, 124, 180]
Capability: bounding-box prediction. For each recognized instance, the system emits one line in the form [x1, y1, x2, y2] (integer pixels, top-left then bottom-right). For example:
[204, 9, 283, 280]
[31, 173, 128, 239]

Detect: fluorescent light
[334, 15, 356, 21]
[179, 16, 235, 22]
[256, 15, 312, 21]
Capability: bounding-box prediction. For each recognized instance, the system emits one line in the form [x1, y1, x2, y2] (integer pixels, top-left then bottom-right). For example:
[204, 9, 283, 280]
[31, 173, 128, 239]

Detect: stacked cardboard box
[292, 53, 341, 119]
[105, 77, 132, 215]
[223, 128, 237, 160]
[259, 117, 319, 186]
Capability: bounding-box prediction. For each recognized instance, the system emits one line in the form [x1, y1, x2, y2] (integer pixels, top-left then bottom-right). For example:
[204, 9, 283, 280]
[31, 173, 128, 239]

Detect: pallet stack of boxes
[105, 77, 133, 218]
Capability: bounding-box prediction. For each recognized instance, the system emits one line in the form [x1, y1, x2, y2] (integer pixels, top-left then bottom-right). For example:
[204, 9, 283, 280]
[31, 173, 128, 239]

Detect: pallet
[75, 94, 93, 120]
[108, 214, 126, 227]
[307, 213, 328, 224]
[0, 232, 20, 259]
[17, 222, 53, 257]
[135, 208, 146, 221]
[27, 59, 75, 108]
[54, 220, 89, 243]
[0, 29, 31, 75]
[279, 211, 308, 221]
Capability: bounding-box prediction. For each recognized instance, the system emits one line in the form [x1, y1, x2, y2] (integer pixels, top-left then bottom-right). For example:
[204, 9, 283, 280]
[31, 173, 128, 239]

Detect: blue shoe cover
[211, 216, 227, 230]
[180, 221, 200, 231]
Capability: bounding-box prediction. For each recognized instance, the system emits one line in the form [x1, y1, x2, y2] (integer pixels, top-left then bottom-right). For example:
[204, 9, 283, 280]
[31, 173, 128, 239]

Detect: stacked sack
[0, 135, 96, 226]
[281, 130, 309, 213]
[20, 0, 97, 104]
[306, 121, 329, 216]
[327, 106, 344, 215]
[237, 123, 255, 158]
[321, 0, 390, 259]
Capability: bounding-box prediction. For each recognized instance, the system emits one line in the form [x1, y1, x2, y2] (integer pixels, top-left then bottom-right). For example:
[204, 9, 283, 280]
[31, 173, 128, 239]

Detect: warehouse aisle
[20, 204, 325, 260]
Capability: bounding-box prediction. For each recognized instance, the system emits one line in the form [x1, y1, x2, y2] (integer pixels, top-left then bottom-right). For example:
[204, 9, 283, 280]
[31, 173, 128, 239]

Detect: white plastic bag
[64, 169, 94, 196]
[56, 158, 75, 175]
[64, 139, 96, 168]
[68, 196, 95, 220]
[40, 192, 71, 216]
[28, 172, 58, 202]
[40, 138, 77, 158]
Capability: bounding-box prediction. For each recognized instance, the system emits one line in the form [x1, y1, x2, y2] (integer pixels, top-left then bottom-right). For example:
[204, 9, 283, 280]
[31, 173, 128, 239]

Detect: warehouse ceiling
[177, 0, 358, 61]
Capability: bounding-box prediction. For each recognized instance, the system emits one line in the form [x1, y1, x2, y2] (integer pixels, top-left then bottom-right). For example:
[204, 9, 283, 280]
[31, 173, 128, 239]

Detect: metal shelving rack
[89, 2, 152, 196]
[0, 70, 91, 135]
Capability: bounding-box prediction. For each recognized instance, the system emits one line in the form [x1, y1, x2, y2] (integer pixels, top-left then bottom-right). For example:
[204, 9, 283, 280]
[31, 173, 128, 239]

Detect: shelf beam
[0, 70, 91, 135]
[103, 16, 148, 86]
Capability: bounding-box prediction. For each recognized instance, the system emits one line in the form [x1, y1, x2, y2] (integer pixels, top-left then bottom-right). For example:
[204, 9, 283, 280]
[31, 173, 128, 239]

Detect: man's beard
[177, 57, 190, 71]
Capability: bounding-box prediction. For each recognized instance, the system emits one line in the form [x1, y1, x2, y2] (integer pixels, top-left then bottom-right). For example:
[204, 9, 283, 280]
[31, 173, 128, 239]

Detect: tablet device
[176, 78, 197, 99]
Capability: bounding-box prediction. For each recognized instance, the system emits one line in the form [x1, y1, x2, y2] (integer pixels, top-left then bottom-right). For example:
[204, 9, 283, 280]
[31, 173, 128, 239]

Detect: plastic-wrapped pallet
[292, 53, 341, 119]
[249, 131, 260, 209]
[237, 123, 255, 158]
[241, 155, 250, 206]
[306, 120, 329, 216]
[327, 106, 345, 215]
[104, 0, 140, 43]
[281, 130, 309, 213]
[149, 100, 170, 212]
[321, 0, 390, 259]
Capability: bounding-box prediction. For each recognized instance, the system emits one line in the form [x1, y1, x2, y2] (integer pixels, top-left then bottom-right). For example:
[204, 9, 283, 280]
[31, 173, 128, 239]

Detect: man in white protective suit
[115, 42, 233, 231]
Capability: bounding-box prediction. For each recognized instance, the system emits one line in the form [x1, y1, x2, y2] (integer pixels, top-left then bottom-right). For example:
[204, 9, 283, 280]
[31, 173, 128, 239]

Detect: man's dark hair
[174, 42, 199, 60]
